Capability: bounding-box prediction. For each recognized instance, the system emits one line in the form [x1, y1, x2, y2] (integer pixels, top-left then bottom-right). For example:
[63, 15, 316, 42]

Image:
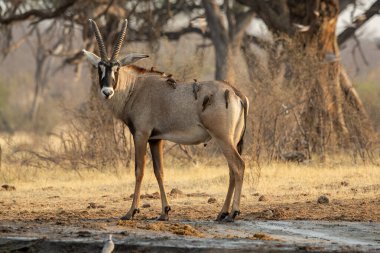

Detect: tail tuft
[237, 97, 249, 155]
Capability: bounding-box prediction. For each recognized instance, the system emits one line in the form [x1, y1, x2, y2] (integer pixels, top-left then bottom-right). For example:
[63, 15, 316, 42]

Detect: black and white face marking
[98, 61, 120, 99]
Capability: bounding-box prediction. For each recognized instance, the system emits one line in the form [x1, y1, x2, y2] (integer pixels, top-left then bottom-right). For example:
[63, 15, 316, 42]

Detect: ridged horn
[111, 19, 128, 61]
[89, 19, 108, 60]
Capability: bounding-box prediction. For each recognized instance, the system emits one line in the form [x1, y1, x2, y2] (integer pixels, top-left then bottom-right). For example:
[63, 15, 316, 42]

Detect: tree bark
[202, 0, 253, 84]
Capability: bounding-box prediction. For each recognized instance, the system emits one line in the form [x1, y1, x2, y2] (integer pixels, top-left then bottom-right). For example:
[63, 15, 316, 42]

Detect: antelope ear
[82, 49, 101, 67]
[119, 53, 149, 66]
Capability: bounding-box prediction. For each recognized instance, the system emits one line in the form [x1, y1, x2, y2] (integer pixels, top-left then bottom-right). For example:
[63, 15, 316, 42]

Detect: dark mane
[128, 65, 168, 76]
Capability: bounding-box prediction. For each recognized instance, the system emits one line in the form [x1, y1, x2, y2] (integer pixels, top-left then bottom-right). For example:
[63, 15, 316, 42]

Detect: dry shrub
[1, 103, 133, 172]
[243, 35, 377, 164]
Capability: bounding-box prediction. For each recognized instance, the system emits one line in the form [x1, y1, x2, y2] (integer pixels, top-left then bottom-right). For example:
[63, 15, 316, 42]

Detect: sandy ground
[0, 161, 380, 252]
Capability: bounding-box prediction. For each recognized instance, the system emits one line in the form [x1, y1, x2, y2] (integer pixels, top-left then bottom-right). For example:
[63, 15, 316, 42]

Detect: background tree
[236, 0, 379, 160]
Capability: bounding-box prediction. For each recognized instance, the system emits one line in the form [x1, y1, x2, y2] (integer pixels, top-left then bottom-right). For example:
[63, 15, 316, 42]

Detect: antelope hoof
[222, 210, 240, 222]
[156, 206, 171, 221]
[120, 208, 140, 220]
[216, 212, 229, 221]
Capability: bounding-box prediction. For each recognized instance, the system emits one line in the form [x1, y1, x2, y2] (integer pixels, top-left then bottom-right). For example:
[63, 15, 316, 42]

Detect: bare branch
[338, 0, 380, 45]
[162, 27, 210, 41]
[236, 0, 293, 34]
[0, 0, 76, 25]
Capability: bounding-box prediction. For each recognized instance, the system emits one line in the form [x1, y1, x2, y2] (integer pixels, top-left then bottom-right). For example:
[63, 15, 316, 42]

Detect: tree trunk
[215, 44, 235, 83]
[202, 0, 253, 84]
[202, 0, 235, 83]
[293, 0, 375, 157]
[240, 0, 374, 159]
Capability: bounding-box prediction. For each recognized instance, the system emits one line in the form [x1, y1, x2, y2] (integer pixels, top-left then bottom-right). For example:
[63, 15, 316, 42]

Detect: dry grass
[1, 158, 379, 205]
[1, 157, 379, 226]
[253, 161, 380, 203]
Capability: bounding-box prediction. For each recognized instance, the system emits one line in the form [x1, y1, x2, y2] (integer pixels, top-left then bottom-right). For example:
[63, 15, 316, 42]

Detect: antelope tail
[237, 96, 249, 155]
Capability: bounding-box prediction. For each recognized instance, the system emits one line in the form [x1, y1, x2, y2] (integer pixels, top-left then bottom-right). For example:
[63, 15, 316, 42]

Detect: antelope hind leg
[223, 153, 245, 222]
[215, 138, 245, 222]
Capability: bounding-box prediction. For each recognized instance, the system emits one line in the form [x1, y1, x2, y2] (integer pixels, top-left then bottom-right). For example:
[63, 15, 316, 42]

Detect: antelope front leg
[121, 132, 149, 220]
[149, 140, 171, 221]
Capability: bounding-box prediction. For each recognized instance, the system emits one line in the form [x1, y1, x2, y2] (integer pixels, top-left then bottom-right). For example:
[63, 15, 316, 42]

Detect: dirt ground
[1, 190, 380, 223]
[0, 161, 380, 252]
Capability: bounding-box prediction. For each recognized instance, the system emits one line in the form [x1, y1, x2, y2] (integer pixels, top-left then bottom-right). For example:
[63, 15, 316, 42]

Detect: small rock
[340, 181, 349, 187]
[151, 192, 160, 199]
[170, 188, 184, 196]
[87, 202, 97, 209]
[272, 208, 285, 218]
[252, 233, 274, 240]
[258, 195, 267, 201]
[186, 192, 208, 197]
[142, 203, 151, 208]
[317, 195, 329, 204]
[207, 197, 217, 204]
[252, 193, 260, 196]
[140, 194, 150, 199]
[1, 184, 16, 191]
[141, 192, 160, 199]
[261, 209, 273, 218]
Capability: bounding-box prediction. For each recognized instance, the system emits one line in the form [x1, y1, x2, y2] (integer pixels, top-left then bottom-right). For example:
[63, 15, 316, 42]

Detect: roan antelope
[82, 19, 249, 222]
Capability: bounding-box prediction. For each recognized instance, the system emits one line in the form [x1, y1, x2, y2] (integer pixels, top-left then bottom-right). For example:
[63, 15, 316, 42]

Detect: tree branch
[0, 0, 76, 25]
[339, 0, 356, 13]
[162, 27, 210, 41]
[338, 0, 380, 45]
[236, 0, 293, 34]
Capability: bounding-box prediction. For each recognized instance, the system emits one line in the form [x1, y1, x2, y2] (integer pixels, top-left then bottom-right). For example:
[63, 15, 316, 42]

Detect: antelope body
[83, 19, 249, 222]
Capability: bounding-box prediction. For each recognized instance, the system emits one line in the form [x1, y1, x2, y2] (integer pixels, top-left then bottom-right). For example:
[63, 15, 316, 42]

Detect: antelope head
[83, 19, 149, 99]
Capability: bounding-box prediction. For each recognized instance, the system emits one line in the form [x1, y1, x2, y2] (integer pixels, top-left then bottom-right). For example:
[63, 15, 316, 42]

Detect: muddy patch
[117, 220, 204, 237]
